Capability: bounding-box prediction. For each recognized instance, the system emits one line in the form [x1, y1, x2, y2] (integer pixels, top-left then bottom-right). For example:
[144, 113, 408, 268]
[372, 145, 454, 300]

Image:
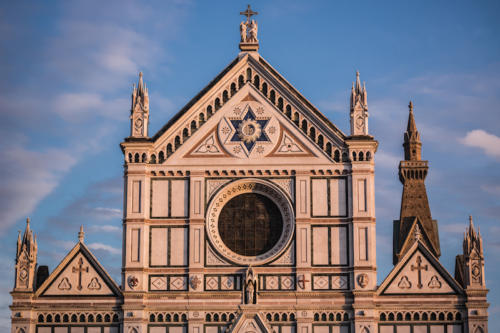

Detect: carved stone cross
[411, 255, 428, 289]
[240, 4, 258, 23]
[297, 275, 309, 289]
[72, 257, 89, 290]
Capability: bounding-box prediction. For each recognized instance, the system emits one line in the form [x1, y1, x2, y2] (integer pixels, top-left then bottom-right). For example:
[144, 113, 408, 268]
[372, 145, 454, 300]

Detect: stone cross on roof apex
[240, 4, 258, 23]
[239, 5, 259, 53]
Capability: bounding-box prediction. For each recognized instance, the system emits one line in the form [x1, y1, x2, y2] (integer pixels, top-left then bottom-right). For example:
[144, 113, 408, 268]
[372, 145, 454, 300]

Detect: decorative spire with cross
[239, 5, 259, 52]
[240, 4, 258, 23]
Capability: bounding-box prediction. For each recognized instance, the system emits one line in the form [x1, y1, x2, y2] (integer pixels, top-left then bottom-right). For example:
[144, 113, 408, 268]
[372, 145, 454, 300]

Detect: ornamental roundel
[206, 178, 294, 265]
[218, 98, 280, 158]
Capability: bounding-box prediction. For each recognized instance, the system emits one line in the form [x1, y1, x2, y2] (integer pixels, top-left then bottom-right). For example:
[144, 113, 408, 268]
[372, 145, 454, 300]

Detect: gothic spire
[349, 71, 369, 136]
[394, 102, 440, 264]
[14, 218, 38, 291]
[455, 215, 486, 288]
[129, 72, 150, 138]
[403, 101, 422, 161]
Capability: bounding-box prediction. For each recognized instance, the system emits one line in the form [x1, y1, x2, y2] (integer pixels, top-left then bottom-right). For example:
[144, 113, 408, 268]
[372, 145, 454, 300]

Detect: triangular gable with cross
[36, 241, 121, 297]
[378, 239, 463, 296]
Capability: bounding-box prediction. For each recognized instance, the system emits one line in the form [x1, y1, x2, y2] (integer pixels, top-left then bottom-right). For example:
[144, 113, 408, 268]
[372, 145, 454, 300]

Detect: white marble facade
[11, 8, 488, 333]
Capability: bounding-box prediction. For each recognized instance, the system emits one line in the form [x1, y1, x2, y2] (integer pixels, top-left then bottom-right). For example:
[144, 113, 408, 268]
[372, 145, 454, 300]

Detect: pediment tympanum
[379, 241, 462, 296]
[36, 242, 121, 297]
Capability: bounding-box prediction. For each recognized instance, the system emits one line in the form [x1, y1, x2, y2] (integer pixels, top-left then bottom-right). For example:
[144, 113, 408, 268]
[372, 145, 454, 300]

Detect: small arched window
[214, 98, 221, 111]
[277, 97, 283, 111]
[246, 68, 252, 82]
[182, 128, 189, 141]
[318, 135, 324, 148]
[262, 82, 268, 96]
[270, 90, 276, 104]
[223, 90, 229, 103]
[309, 127, 316, 141]
[301, 120, 308, 133]
[253, 75, 260, 89]
[174, 136, 181, 149]
[238, 75, 244, 89]
[230, 83, 237, 96]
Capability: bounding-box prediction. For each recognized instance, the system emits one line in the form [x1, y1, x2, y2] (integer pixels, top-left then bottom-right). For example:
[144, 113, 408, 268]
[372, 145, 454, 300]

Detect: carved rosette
[206, 178, 294, 265]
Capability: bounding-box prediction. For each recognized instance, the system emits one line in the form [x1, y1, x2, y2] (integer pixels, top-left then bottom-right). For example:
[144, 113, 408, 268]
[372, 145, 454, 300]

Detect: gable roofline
[377, 238, 463, 296]
[256, 56, 347, 140]
[228, 311, 273, 333]
[35, 241, 122, 298]
[394, 216, 440, 263]
[149, 56, 240, 142]
[143, 52, 348, 147]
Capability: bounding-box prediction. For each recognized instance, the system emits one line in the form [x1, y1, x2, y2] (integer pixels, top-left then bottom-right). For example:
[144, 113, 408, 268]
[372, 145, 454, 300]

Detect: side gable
[35, 242, 121, 298]
[139, 54, 349, 165]
[378, 240, 463, 296]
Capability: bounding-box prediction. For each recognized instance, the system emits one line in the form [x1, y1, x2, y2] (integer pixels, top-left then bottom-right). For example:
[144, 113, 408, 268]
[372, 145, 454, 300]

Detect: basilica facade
[11, 8, 488, 333]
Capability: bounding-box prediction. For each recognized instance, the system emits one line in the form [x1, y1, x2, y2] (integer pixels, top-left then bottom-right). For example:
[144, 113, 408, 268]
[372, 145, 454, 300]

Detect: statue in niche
[244, 266, 257, 304]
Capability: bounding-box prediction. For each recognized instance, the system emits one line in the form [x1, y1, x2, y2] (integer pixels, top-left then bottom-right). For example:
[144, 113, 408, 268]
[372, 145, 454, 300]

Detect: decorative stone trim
[206, 178, 294, 265]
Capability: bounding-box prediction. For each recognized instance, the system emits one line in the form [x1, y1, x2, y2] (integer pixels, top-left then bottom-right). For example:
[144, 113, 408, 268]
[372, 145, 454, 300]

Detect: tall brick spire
[393, 102, 440, 264]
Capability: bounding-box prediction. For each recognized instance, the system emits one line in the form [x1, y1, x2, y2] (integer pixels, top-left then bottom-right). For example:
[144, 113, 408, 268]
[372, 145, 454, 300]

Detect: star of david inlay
[229, 107, 270, 153]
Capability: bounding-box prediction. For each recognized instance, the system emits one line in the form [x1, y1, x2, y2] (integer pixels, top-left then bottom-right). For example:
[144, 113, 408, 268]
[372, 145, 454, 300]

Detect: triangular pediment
[147, 54, 347, 166]
[157, 84, 336, 165]
[228, 312, 273, 333]
[35, 242, 121, 298]
[379, 241, 462, 296]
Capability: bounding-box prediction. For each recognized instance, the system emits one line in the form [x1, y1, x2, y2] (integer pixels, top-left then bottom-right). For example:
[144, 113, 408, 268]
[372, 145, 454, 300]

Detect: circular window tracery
[206, 179, 294, 265]
[218, 193, 283, 256]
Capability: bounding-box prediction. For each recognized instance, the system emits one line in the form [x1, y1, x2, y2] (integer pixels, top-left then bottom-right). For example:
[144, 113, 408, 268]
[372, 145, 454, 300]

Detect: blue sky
[1, 0, 500, 330]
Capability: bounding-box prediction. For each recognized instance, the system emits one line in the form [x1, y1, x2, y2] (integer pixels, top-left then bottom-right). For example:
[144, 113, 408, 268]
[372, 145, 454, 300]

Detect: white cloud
[460, 129, 500, 159]
[87, 242, 121, 255]
[90, 224, 121, 234]
[480, 184, 500, 196]
[53, 93, 129, 122]
[0, 146, 77, 233]
[93, 208, 122, 219]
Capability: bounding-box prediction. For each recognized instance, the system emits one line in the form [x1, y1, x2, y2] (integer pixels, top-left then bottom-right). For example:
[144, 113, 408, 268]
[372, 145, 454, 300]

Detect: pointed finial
[26, 217, 30, 226]
[469, 215, 474, 227]
[78, 225, 85, 243]
[409, 101, 413, 113]
[413, 224, 422, 241]
[139, 71, 143, 78]
[356, 70, 360, 78]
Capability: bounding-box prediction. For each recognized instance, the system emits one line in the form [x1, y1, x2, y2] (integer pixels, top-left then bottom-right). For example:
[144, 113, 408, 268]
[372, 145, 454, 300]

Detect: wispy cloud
[460, 129, 500, 159]
[0, 146, 77, 233]
[89, 224, 122, 234]
[87, 242, 121, 256]
[47, 177, 123, 230]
